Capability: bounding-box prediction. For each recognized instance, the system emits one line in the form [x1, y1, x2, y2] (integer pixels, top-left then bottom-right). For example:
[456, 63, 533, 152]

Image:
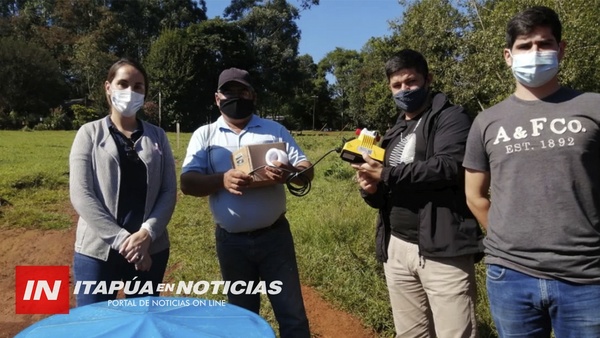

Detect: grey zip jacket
[69, 117, 176, 260]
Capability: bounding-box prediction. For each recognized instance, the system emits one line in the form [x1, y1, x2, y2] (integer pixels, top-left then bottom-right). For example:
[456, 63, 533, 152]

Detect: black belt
[220, 214, 286, 237]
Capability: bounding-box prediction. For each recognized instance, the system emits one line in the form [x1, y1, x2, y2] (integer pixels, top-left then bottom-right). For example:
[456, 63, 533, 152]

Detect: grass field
[0, 130, 497, 337]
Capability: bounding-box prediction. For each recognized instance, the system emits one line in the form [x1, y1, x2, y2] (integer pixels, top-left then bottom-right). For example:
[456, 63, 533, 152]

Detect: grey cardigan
[69, 117, 177, 261]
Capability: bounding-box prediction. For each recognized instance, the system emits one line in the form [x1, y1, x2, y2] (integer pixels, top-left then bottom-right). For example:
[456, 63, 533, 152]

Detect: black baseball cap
[218, 68, 253, 90]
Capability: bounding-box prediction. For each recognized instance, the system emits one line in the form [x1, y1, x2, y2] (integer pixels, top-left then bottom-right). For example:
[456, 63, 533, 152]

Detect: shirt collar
[216, 114, 261, 132]
[106, 116, 144, 139]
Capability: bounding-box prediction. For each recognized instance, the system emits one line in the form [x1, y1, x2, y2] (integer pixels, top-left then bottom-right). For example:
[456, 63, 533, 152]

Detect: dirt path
[0, 227, 376, 338]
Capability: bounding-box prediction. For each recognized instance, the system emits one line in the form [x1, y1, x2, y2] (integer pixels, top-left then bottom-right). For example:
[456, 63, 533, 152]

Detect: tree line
[1, 0, 599, 133]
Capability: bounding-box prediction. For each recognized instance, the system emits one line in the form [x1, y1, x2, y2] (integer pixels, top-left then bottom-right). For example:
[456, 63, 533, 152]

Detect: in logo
[15, 266, 70, 314]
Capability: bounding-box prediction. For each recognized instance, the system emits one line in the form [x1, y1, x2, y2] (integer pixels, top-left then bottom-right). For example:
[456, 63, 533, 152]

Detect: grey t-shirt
[464, 87, 600, 284]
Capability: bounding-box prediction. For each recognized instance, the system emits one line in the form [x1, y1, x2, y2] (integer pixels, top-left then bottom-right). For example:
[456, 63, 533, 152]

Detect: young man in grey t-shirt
[464, 6, 600, 337]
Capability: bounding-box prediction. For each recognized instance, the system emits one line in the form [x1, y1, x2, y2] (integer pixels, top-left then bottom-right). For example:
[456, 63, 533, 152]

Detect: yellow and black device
[339, 128, 385, 163]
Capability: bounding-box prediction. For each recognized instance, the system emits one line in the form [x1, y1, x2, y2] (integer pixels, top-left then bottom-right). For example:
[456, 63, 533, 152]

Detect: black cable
[284, 148, 340, 197]
[248, 147, 341, 197]
[285, 173, 312, 197]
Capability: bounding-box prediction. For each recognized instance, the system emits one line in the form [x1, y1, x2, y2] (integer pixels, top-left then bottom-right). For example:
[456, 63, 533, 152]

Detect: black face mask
[219, 97, 255, 120]
[393, 86, 429, 112]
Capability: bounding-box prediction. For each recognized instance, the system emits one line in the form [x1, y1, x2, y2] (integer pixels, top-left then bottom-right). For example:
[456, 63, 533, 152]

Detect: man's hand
[223, 169, 253, 195]
[351, 153, 384, 194]
[465, 168, 491, 230]
[119, 229, 152, 263]
[356, 171, 379, 194]
[264, 160, 292, 184]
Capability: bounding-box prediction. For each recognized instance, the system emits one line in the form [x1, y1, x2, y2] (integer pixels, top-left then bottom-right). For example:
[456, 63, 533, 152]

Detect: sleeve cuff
[111, 228, 131, 251]
[381, 166, 393, 186]
[140, 223, 155, 241]
[359, 188, 371, 199]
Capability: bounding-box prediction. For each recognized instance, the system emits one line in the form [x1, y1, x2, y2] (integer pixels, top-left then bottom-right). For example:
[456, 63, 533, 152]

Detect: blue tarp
[17, 297, 275, 338]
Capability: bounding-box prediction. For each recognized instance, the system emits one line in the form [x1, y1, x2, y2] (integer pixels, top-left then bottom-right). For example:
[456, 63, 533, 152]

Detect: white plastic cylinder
[265, 148, 289, 166]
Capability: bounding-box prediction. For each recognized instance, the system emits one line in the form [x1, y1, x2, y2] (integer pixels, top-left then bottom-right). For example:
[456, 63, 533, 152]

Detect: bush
[34, 107, 73, 130]
[72, 104, 103, 129]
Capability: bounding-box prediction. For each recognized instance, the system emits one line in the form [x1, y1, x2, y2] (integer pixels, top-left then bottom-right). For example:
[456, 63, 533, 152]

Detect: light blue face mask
[510, 50, 559, 88]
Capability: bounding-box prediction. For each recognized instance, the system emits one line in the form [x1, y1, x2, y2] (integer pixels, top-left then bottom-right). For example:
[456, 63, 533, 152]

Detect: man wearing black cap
[180, 67, 312, 338]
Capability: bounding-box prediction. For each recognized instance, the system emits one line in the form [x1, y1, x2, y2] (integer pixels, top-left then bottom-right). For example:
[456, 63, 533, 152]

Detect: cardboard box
[231, 142, 287, 188]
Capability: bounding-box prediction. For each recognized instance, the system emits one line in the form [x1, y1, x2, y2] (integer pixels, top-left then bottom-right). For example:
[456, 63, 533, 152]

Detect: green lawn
[0, 130, 497, 337]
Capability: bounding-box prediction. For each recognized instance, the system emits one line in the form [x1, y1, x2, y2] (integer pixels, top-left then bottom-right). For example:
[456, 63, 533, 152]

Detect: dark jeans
[73, 248, 169, 307]
[215, 217, 310, 338]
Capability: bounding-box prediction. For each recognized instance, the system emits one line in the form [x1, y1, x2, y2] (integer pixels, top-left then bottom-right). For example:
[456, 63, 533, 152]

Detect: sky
[203, 0, 405, 63]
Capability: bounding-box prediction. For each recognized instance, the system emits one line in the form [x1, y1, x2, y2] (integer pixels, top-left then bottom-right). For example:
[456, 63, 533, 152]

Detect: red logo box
[15, 266, 70, 314]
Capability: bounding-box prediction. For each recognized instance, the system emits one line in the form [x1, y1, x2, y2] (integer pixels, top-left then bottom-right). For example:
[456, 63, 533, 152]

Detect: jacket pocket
[74, 219, 88, 251]
[418, 187, 481, 256]
[418, 202, 459, 252]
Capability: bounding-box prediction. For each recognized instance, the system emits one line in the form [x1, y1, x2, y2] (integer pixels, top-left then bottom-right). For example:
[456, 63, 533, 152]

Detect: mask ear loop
[507, 49, 515, 65]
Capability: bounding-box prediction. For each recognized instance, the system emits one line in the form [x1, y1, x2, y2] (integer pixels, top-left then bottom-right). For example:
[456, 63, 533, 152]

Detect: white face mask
[510, 50, 559, 88]
[110, 88, 145, 117]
